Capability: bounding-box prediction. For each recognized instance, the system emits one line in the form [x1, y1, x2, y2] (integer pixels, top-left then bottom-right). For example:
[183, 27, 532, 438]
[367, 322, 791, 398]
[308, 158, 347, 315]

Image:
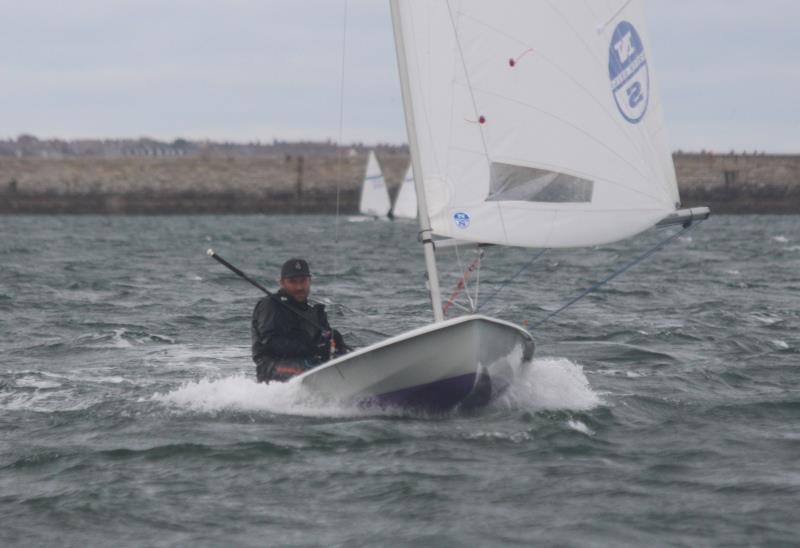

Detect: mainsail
[391, 0, 679, 248]
[392, 164, 418, 219]
[359, 151, 392, 217]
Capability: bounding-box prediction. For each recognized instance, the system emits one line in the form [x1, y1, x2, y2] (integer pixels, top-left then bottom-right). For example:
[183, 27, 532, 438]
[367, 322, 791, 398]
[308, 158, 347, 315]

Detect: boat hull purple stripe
[361, 372, 479, 413]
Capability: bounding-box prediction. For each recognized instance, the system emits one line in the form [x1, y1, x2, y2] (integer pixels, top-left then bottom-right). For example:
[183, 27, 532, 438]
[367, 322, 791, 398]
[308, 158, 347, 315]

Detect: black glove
[332, 329, 349, 356]
[313, 330, 333, 362]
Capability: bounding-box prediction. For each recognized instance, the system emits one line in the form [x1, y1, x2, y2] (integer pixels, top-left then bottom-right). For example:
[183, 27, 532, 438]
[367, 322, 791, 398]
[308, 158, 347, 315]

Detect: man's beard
[289, 290, 308, 302]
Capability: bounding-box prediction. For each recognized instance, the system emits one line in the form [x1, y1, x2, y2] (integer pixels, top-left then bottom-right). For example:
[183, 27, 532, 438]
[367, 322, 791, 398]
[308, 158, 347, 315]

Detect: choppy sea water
[1, 214, 799, 547]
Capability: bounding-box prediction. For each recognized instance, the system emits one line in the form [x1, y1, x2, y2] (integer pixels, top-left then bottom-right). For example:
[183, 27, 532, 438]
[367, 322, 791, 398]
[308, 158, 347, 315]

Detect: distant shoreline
[1, 143, 797, 214]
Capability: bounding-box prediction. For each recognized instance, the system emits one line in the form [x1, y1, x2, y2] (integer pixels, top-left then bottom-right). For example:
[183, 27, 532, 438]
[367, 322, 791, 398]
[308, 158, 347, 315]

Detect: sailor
[251, 258, 347, 383]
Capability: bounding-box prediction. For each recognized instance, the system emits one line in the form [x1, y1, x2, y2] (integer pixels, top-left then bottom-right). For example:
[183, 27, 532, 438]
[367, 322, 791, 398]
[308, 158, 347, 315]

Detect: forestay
[393, 0, 679, 248]
[359, 151, 392, 217]
[392, 164, 418, 219]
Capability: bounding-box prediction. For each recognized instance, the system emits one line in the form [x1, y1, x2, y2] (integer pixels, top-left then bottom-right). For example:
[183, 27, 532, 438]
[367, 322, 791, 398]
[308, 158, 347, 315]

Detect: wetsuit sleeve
[252, 298, 313, 358]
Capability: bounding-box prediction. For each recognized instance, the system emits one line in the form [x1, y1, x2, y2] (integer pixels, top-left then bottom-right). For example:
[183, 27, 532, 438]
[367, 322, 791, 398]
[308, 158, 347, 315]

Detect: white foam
[111, 328, 134, 348]
[465, 430, 531, 443]
[1, 389, 94, 413]
[753, 313, 783, 325]
[567, 419, 595, 436]
[77, 328, 172, 350]
[773, 235, 789, 243]
[498, 357, 601, 411]
[143, 344, 248, 371]
[595, 368, 645, 378]
[150, 353, 601, 417]
[771, 340, 789, 350]
[149, 375, 367, 417]
[93, 375, 128, 384]
[14, 377, 62, 389]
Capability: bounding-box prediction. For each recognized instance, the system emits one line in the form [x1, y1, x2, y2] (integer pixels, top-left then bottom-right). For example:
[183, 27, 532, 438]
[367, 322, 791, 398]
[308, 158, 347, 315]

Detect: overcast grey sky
[0, 0, 797, 152]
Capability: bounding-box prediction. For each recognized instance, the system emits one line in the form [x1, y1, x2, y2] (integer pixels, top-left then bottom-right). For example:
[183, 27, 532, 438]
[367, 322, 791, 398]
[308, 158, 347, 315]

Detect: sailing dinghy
[357, 150, 392, 219]
[390, 164, 417, 220]
[296, 0, 709, 413]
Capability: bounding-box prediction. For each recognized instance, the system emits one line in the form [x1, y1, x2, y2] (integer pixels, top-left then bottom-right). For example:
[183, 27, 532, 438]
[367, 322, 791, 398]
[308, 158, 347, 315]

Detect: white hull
[346, 215, 391, 223]
[297, 315, 534, 412]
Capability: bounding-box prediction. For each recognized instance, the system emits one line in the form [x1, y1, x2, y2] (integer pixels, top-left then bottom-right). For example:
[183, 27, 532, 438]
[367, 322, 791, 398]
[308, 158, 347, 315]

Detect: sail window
[487, 162, 594, 203]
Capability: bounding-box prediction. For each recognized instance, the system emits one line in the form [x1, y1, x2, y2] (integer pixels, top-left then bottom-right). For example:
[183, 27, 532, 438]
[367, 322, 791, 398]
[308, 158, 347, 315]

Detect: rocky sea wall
[674, 153, 799, 214]
[0, 152, 797, 214]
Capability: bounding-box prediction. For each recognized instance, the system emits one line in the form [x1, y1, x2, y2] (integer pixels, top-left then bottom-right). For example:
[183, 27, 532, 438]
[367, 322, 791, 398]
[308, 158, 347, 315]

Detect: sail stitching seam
[445, 0, 512, 245]
[457, 5, 668, 203]
[542, 0, 666, 196]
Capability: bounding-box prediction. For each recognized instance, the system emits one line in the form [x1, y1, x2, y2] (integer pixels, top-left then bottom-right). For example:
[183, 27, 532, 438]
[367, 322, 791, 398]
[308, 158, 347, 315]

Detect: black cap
[280, 258, 311, 279]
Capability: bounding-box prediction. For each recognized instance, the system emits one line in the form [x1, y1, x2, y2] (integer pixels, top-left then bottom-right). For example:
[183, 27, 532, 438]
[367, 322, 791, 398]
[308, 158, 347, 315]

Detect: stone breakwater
[675, 153, 800, 214]
[0, 152, 797, 214]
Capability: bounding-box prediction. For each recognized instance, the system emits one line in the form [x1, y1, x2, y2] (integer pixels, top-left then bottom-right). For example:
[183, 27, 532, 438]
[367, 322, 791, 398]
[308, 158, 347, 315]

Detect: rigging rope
[334, 0, 349, 240]
[332, 0, 349, 304]
[476, 249, 549, 313]
[473, 248, 482, 311]
[456, 246, 477, 312]
[530, 220, 704, 330]
[443, 249, 484, 316]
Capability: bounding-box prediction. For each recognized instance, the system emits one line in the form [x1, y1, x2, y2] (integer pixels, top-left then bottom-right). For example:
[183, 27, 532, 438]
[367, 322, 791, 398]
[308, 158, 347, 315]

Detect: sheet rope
[530, 220, 705, 330]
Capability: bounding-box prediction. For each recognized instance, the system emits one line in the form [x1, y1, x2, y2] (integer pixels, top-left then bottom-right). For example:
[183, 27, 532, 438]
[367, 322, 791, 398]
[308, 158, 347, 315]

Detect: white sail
[392, 0, 679, 248]
[359, 151, 392, 218]
[392, 164, 418, 219]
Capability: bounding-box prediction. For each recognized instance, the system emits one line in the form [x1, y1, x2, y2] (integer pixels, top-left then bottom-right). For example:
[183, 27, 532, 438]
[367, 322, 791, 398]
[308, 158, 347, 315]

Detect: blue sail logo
[453, 212, 471, 229]
[608, 21, 649, 124]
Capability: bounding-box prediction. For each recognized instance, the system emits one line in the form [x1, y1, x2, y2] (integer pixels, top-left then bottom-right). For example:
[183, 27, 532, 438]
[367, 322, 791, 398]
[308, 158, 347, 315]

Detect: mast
[389, 0, 444, 322]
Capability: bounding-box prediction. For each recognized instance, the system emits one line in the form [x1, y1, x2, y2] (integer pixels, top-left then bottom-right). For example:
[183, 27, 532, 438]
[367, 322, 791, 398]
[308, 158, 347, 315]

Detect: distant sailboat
[357, 150, 392, 219]
[297, 0, 708, 412]
[391, 164, 417, 220]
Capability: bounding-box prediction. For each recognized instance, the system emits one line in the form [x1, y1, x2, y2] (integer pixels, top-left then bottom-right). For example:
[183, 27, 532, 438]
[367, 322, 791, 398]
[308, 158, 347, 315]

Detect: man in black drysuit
[251, 258, 347, 383]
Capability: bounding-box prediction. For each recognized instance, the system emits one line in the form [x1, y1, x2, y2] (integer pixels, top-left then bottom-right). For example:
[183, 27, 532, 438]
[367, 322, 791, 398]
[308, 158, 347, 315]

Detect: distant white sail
[392, 164, 417, 219]
[393, 0, 679, 248]
[359, 150, 392, 218]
